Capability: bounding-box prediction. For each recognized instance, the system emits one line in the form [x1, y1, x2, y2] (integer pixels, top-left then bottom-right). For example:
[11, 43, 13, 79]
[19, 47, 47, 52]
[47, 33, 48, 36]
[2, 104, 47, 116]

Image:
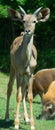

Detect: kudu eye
[49, 108, 53, 114]
[33, 20, 36, 23]
[22, 20, 25, 23]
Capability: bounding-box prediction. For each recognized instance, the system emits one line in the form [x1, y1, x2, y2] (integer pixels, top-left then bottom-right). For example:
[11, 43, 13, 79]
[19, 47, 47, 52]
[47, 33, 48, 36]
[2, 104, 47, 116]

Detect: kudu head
[8, 6, 50, 35]
[40, 87, 55, 120]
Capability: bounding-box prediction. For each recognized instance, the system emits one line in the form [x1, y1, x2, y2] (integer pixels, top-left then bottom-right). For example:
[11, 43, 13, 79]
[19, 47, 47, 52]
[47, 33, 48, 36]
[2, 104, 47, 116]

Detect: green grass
[0, 72, 55, 130]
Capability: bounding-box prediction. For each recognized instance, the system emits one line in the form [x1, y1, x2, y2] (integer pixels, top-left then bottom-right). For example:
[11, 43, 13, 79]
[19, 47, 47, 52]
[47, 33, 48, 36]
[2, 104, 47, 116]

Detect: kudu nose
[25, 29, 30, 34]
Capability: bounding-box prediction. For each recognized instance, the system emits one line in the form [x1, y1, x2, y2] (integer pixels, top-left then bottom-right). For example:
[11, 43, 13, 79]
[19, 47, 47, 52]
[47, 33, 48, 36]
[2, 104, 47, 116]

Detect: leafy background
[0, 0, 55, 73]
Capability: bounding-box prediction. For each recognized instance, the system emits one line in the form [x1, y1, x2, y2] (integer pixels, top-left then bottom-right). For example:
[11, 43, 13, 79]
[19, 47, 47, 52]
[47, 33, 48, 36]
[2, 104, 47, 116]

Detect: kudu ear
[8, 7, 21, 20]
[37, 8, 50, 22]
[8, 6, 26, 21]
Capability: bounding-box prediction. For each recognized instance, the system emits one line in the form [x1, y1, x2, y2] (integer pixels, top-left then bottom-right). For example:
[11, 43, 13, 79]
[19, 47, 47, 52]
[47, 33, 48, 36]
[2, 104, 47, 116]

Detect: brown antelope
[40, 81, 55, 120]
[5, 6, 50, 130]
[32, 68, 55, 100]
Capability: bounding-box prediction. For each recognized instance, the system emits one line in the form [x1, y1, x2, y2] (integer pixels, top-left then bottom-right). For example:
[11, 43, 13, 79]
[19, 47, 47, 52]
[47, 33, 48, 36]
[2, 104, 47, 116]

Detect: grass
[0, 72, 55, 130]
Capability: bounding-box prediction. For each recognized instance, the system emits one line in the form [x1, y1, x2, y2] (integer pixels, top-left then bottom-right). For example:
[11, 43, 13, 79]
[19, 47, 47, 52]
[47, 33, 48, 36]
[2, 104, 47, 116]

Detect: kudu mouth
[39, 110, 55, 120]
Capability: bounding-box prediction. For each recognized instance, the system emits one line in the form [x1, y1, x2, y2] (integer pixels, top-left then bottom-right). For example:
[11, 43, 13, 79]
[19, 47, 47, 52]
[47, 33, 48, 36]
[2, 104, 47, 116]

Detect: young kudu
[5, 6, 50, 130]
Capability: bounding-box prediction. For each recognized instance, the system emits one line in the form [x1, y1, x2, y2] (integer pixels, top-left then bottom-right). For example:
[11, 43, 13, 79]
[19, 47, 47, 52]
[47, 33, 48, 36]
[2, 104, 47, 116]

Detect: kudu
[41, 81, 55, 120]
[5, 6, 50, 130]
[32, 68, 55, 99]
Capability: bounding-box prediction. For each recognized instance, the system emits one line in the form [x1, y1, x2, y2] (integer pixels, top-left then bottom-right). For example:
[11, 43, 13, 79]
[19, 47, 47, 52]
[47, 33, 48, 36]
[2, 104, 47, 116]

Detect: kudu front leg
[5, 66, 15, 122]
[15, 86, 22, 130]
[28, 77, 35, 130]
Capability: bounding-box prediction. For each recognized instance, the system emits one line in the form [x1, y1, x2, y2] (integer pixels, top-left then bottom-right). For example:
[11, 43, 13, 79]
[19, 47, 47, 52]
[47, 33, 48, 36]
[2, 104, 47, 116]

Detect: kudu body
[32, 68, 55, 119]
[33, 68, 55, 99]
[5, 6, 50, 130]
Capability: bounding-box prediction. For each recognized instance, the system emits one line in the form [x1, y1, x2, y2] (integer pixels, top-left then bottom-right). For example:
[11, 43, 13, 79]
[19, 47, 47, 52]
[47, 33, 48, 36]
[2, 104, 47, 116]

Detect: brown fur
[32, 68, 55, 98]
[43, 82, 55, 103]
[40, 81, 55, 119]
[11, 35, 37, 59]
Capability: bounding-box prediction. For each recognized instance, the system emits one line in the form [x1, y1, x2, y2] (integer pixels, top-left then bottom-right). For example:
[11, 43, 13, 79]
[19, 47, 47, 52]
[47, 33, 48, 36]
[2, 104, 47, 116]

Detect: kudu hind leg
[22, 76, 29, 124]
[23, 94, 29, 124]
[5, 66, 15, 121]
[28, 77, 35, 130]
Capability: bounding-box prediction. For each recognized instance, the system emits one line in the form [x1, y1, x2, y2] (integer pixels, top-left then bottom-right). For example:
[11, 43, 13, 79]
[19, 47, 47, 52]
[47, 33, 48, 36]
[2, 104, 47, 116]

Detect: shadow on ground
[0, 119, 14, 129]
[33, 99, 41, 104]
[0, 119, 28, 130]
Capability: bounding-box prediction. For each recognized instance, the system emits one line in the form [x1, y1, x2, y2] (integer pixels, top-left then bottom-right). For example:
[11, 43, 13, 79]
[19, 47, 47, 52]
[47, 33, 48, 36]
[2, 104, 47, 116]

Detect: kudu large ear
[37, 8, 50, 22]
[8, 6, 26, 21]
[8, 7, 21, 20]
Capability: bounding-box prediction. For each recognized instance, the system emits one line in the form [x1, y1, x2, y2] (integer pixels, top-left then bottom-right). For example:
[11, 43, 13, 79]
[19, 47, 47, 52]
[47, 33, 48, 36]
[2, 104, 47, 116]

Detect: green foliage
[0, 4, 8, 17]
[36, 48, 55, 71]
[0, 0, 55, 72]
[0, 54, 10, 73]
[0, 0, 26, 17]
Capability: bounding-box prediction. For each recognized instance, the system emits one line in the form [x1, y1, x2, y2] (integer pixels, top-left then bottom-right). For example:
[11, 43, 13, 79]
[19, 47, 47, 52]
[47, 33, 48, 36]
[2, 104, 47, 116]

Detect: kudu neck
[22, 33, 34, 61]
[23, 34, 33, 44]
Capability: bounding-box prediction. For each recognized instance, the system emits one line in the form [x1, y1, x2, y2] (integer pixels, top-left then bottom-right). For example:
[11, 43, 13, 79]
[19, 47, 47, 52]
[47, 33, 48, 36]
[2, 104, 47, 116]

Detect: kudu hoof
[25, 117, 30, 124]
[15, 125, 19, 130]
[31, 126, 35, 130]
